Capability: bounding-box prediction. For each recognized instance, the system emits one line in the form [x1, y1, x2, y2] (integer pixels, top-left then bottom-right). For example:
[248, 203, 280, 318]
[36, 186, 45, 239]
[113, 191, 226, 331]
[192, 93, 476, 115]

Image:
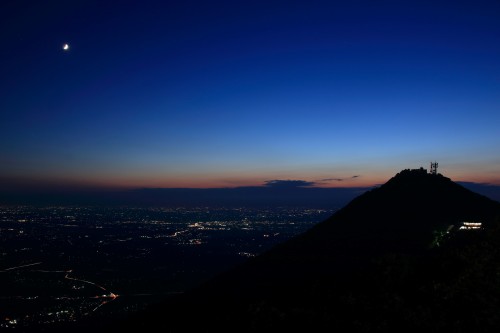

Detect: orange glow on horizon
[2, 165, 499, 191]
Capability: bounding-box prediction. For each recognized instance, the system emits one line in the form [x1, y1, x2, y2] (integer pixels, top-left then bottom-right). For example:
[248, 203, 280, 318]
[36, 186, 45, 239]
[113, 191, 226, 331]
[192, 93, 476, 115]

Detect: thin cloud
[264, 180, 316, 188]
[320, 175, 361, 182]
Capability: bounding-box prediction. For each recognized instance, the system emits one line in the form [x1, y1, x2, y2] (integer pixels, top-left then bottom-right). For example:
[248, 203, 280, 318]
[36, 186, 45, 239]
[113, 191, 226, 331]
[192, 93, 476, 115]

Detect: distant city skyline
[2, 1, 500, 191]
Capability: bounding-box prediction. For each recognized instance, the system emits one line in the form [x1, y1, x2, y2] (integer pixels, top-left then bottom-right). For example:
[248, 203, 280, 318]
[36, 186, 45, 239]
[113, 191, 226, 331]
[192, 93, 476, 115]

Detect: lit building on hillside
[459, 222, 482, 230]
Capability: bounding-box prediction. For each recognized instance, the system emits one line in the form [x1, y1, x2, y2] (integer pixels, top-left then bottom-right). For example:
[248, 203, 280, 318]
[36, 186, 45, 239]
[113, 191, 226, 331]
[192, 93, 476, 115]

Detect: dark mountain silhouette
[123, 169, 500, 332]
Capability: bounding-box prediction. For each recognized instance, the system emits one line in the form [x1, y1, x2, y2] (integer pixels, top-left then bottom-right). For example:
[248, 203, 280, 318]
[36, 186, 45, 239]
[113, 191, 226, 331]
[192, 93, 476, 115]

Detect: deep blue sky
[1, 0, 499, 190]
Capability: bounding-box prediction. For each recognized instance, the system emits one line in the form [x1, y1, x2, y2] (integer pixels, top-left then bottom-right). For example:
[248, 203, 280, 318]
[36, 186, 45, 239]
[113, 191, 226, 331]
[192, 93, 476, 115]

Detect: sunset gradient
[1, 0, 500, 192]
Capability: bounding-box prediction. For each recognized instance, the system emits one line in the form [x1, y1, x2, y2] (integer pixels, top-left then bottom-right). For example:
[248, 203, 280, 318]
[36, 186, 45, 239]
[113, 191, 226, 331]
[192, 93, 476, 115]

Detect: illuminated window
[459, 222, 482, 230]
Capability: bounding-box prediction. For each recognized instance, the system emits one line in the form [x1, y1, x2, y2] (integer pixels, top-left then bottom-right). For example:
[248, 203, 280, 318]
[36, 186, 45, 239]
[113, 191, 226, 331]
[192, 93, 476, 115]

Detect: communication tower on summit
[430, 162, 438, 175]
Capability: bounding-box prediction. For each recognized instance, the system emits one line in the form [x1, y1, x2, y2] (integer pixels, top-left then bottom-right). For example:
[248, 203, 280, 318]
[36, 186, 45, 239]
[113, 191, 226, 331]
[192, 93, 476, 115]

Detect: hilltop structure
[430, 161, 439, 175]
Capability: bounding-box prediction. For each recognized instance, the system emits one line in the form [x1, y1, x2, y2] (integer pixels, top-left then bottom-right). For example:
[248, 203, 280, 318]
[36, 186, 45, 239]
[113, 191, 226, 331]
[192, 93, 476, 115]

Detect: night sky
[1, 0, 500, 191]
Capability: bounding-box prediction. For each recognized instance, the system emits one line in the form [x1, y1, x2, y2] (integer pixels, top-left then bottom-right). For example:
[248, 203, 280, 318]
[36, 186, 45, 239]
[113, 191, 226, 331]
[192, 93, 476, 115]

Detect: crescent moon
[63, 43, 69, 51]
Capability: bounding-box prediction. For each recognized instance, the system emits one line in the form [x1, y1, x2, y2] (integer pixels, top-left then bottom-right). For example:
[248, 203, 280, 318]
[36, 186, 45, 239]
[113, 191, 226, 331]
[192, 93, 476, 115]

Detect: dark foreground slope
[125, 169, 500, 332]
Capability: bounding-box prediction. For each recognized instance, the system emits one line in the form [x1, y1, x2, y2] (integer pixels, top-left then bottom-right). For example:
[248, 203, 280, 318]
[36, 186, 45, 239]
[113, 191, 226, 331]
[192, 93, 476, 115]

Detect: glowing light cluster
[459, 222, 482, 230]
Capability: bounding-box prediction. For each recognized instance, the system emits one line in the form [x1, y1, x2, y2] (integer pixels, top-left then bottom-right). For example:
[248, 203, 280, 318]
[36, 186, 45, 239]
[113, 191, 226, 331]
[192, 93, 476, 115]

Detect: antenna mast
[430, 161, 438, 175]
